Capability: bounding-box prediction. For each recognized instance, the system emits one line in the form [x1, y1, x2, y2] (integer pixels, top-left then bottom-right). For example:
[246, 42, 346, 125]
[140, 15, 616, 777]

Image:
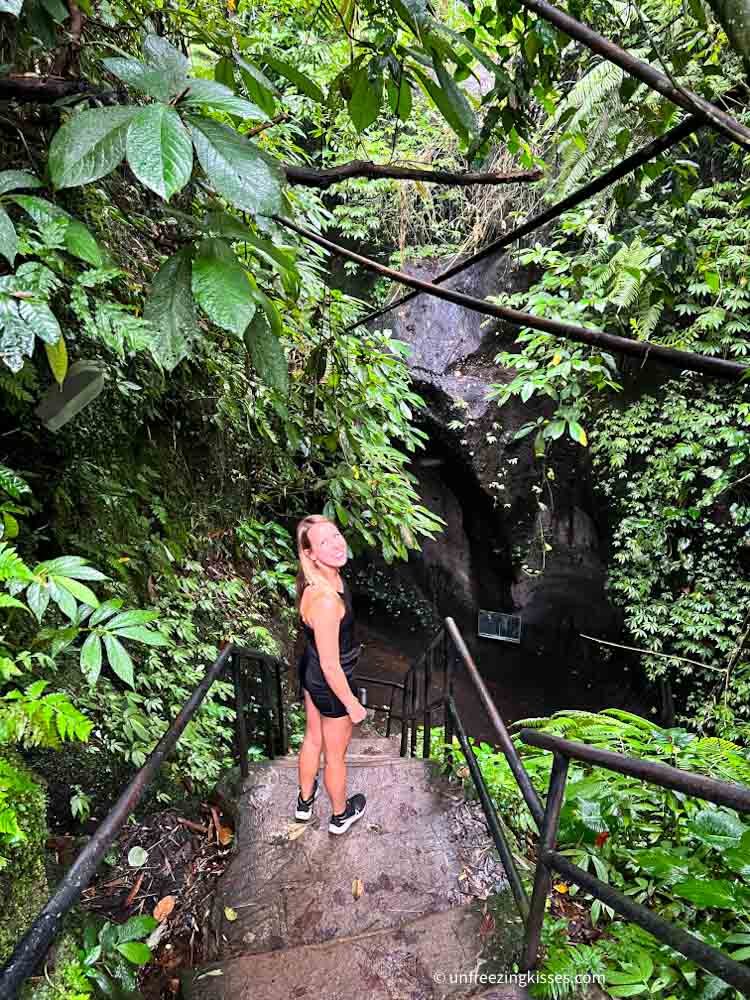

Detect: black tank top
[299, 579, 359, 691]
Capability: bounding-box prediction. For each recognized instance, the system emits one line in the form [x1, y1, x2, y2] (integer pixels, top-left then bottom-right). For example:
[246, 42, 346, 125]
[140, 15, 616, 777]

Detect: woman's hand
[347, 699, 367, 724]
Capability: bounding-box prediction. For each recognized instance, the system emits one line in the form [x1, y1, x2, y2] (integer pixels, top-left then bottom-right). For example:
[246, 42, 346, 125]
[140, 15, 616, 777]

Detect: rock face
[371, 251, 620, 659]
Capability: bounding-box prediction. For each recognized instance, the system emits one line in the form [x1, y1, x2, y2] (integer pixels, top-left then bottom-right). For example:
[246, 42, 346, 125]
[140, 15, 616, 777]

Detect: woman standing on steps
[295, 514, 368, 834]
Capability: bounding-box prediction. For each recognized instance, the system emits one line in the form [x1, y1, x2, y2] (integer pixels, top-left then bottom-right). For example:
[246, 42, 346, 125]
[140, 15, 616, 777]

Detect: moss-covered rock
[0, 749, 48, 966]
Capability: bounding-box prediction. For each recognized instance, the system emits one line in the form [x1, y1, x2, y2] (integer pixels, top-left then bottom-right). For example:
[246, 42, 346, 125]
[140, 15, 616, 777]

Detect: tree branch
[247, 112, 289, 137]
[283, 159, 542, 188]
[273, 213, 749, 382]
[516, 0, 750, 149]
[345, 116, 702, 333]
[0, 76, 111, 104]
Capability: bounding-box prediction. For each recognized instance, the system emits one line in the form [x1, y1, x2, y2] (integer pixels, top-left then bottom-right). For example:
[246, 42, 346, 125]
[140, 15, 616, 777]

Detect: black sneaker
[295, 776, 320, 821]
[328, 793, 366, 835]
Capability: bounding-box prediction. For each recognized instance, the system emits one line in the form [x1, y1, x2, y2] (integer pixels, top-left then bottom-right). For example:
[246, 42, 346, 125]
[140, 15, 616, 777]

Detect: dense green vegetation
[437, 710, 750, 999]
[1, 0, 749, 994]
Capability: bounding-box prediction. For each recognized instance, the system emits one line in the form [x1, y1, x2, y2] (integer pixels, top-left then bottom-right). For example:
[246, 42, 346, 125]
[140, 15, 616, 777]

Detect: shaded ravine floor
[184, 731, 532, 1000]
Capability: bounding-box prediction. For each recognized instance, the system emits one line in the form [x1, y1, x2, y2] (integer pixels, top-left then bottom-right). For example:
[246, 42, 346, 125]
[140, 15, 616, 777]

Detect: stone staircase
[185, 733, 531, 1000]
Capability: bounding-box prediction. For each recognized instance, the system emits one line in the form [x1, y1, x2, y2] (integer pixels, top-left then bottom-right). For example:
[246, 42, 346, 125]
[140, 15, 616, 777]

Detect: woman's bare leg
[321, 714, 353, 814]
[298, 690, 323, 799]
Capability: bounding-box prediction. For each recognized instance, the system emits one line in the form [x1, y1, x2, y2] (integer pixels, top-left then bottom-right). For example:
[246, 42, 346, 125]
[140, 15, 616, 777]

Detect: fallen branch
[283, 160, 542, 188]
[273, 213, 749, 382]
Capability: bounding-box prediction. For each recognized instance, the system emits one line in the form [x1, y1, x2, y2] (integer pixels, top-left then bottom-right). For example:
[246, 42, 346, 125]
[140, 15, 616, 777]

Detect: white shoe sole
[295, 781, 320, 821]
[328, 801, 366, 834]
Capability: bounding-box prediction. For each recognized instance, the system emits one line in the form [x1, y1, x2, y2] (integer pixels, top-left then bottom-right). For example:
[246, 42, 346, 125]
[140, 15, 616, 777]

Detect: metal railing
[0, 643, 287, 999]
[385, 615, 750, 992]
[519, 729, 750, 991]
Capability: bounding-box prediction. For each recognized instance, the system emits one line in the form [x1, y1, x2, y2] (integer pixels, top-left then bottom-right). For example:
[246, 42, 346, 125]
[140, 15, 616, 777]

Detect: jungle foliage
[1, 0, 750, 994]
[435, 709, 750, 999]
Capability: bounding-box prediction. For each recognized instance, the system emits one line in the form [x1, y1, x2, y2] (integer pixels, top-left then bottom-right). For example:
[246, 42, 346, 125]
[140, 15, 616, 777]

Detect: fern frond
[600, 709, 662, 731]
[633, 285, 664, 339]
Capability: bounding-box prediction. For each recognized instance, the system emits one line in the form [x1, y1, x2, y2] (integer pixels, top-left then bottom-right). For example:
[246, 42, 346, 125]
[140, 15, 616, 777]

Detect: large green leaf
[385, 75, 413, 121]
[191, 238, 256, 335]
[126, 104, 193, 201]
[262, 54, 325, 103]
[45, 334, 68, 386]
[106, 610, 158, 629]
[181, 79, 264, 120]
[18, 299, 61, 344]
[102, 633, 135, 687]
[48, 107, 138, 189]
[250, 285, 283, 338]
[0, 170, 41, 195]
[632, 848, 701, 884]
[41, 0, 68, 20]
[143, 34, 188, 74]
[113, 625, 168, 646]
[101, 57, 180, 102]
[687, 808, 747, 849]
[0, 303, 34, 372]
[214, 56, 235, 89]
[723, 844, 750, 878]
[89, 598, 123, 627]
[80, 632, 102, 685]
[0, 205, 16, 266]
[412, 65, 467, 141]
[244, 310, 288, 395]
[672, 877, 743, 909]
[201, 212, 298, 293]
[47, 577, 77, 620]
[431, 53, 477, 140]
[188, 115, 284, 218]
[26, 582, 50, 622]
[118, 915, 158, 943]
[10, 195, 103, 266]
[235, 56, 278, 118]
[134, 34, 189, 100]
[143, 249, 199, 371]
[348, 64, 383, 133]
[116, 941, 151, 965]
[55, 575, 99, 607]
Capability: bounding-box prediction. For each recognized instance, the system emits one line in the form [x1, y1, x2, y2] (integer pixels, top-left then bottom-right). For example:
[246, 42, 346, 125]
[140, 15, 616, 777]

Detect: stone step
[185, 903, 532, 1000]
[208, 758, 467, 961]
[272, 734, 416, 768]
[273, 753, 419, 768]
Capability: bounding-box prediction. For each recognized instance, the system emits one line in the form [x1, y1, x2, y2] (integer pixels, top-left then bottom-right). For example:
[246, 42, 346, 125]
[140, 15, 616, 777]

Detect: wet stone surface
[209, 752, 465, 960]
[187, 735, 533, 1000]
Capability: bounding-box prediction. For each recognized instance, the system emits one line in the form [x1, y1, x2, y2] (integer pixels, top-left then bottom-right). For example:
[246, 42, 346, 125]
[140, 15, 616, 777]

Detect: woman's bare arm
[307, 592, 360, 710]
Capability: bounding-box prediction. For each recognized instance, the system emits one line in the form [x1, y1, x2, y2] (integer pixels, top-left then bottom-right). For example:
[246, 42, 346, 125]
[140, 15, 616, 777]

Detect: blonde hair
[295, 514, 344, 607]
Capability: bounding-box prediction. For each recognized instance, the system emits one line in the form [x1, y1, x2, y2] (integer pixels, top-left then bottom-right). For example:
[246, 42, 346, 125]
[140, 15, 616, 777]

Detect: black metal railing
[351, 673, 403, 738]
[519, 729, 750, 991]
[0, 643, 287, 999]
[382, 615, 750, 993]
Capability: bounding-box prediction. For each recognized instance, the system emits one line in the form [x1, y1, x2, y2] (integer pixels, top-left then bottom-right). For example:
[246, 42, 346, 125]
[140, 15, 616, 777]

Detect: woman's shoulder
[301, 584, 345, 623]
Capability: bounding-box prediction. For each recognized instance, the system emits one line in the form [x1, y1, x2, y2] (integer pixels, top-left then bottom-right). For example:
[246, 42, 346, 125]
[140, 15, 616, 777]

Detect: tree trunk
[706, 0, 750, 68]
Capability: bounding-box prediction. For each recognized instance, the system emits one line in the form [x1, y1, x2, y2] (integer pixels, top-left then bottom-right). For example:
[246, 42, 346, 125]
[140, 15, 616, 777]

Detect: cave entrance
[351, 442, 650, 741]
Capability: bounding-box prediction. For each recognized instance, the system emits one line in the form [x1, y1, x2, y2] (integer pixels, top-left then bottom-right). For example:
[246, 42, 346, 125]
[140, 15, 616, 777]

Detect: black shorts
[301, 676, 358, 719]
